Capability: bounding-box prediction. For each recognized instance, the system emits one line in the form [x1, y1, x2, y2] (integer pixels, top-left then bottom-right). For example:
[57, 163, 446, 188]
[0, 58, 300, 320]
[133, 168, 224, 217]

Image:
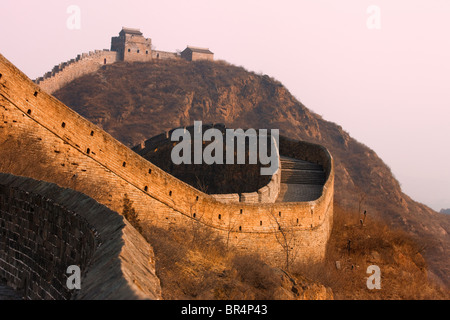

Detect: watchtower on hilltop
[111, 27, 153, 62]
[181, 46, 214, 62]
[35, 27, 214, 93]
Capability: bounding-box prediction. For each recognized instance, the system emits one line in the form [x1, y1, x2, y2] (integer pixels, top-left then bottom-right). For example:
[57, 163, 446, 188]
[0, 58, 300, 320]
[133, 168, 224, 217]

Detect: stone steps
[277, 156, 326, 202]
[280, 156, 323, 171]
[281, 169, 326, 185]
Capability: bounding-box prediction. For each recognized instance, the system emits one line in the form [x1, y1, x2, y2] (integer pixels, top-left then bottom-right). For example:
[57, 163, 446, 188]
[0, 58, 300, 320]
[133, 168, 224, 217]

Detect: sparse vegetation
[292, 204, 449, 300]
[122, 194, 142, 233]
[141, 223, 326, 300]
[136, 202, 448, 300]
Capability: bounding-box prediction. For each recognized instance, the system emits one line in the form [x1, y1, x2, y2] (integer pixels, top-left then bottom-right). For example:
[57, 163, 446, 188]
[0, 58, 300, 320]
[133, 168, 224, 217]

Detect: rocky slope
[53, 59, 450, 288]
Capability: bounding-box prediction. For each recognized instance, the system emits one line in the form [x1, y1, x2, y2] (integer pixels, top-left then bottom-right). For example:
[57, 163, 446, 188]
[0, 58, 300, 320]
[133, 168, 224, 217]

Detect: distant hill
[441, 209, 450, 215]
[53, 59, 450, 287]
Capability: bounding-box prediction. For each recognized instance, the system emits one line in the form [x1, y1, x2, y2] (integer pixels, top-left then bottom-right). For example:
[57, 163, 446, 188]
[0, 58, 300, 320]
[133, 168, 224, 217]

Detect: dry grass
[136, 202, 449, 300]
[292, 204, 450, 300]
[138, 204, 450, 300]
[141, 224, 291, 300]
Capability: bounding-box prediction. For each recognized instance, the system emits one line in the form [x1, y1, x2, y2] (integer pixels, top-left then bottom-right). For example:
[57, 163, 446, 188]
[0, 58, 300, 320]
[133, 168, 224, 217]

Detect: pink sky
[1, 0, 449, 211]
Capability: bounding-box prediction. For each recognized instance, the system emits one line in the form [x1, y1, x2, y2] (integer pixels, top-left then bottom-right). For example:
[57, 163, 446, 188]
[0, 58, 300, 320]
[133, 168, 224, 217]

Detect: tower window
[146, 50, 149, 54]
[27, 109, 32, 115]
[128, 49, 131, 52]
[61, 122, 66, 128]
[137, 49, 140, 53]
[104, 58, 107, 65]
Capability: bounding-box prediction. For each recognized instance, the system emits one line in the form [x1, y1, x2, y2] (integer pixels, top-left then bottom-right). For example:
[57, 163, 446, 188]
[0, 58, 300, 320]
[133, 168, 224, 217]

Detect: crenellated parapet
[34, 50, 119, 94]
[33, 28, 212, 94]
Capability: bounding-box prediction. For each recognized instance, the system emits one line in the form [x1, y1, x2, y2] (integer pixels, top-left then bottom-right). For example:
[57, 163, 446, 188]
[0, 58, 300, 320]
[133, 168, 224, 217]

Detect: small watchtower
[181, 46, 214, 62]
[111, 27, 153, 62]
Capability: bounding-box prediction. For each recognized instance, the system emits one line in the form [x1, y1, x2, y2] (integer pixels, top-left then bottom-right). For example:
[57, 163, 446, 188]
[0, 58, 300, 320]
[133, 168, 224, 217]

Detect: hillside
[138, 203, 448, 299]
[441, 209, 450, 215]
[53, 59, 450, 288]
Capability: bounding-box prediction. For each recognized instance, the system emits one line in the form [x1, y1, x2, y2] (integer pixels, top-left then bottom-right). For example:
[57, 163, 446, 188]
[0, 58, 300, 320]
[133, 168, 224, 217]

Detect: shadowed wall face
[0, 174, 162, 300]
[0, 185, 96, 300]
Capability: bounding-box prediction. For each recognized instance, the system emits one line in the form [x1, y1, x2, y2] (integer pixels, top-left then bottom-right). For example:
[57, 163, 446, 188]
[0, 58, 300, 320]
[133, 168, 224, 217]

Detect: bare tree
[267, 208, 298, 271]
[357, 188, 366, 224]
[224, 210, 238, 250]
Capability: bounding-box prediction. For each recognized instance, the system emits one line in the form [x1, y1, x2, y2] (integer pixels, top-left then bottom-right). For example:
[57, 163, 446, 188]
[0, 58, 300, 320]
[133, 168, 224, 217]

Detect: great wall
[35, 28, 212, 94]
[0, 29, 334, 299]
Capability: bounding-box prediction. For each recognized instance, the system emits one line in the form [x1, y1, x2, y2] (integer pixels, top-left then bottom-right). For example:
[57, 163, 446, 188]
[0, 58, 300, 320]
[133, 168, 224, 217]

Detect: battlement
[34, 28, 213, 94]
[34, 49, 119, 94]
[35, 49, 116, 84]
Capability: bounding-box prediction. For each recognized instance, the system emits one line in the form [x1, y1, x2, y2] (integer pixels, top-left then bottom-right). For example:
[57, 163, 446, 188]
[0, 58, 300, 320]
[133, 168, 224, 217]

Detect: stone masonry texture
[0, 173, 161, 300]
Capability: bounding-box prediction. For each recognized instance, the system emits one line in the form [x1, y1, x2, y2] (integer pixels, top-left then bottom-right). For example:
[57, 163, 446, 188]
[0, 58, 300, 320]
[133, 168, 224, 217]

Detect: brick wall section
[35, 50, 119, 94]
[152, 50, 180, 60]
[133, 124, 282, 204]
[0, 53, 334, 265]
[242, 155, 281, 203]
[0, 173, 161, 300]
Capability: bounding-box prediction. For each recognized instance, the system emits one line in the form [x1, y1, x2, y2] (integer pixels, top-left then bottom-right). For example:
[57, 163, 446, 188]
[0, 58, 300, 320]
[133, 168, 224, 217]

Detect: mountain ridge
[52, 59, 450, 287]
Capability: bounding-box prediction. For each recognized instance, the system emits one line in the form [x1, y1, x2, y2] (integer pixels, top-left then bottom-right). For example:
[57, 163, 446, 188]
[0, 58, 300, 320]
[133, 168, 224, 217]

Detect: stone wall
[0, 53, 334, 266]
[152, 50, 180, 60]
[0, 173, 161, 300]
[133, 124, 282, 204]
[240, 152, 281, 204]
[192, 52, 214, 61]
[35, 50, 119, 94]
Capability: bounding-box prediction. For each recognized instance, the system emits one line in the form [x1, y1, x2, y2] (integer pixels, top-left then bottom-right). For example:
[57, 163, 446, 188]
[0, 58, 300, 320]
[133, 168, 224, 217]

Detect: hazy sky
[1, 0, 449, 211]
